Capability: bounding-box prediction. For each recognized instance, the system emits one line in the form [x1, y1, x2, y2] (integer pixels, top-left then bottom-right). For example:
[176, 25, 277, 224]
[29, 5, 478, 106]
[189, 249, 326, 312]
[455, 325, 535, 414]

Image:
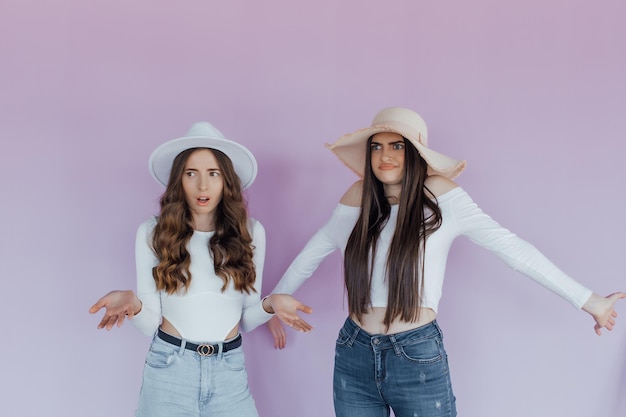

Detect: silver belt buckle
[196, 344, 215, 356]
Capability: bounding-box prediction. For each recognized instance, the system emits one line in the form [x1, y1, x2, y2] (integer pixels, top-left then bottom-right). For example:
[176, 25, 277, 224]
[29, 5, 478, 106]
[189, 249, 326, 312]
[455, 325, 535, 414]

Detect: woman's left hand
[582, 292, 626, 335]
[267, 316, 287, 349]
[266, 294, 313, 333]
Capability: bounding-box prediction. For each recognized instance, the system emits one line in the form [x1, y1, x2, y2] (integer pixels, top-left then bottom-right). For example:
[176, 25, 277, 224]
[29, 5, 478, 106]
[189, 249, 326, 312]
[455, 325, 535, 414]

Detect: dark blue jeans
[333, 317, 457, 417]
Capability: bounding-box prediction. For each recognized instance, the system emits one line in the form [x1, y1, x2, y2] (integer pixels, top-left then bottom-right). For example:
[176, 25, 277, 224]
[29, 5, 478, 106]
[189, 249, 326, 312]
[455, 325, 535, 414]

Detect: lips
[378, 164, 396, 170]
[197, 197, 210, 206]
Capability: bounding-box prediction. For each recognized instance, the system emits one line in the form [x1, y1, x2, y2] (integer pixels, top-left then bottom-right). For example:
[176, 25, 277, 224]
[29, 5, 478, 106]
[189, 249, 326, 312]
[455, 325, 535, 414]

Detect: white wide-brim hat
[326, 107, 466, 179]
[149, 122, 258, 189]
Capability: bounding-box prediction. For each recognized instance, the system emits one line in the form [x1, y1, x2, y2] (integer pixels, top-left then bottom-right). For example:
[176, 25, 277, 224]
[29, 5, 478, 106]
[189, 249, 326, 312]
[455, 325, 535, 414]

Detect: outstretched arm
[265, 183, 362, 348]
[264, 225, 338, 348]
[88, 290, 142, 330]
[582, 292, 626, 336]
[434, 179, 625, 334]
[240, 220, 314, 334]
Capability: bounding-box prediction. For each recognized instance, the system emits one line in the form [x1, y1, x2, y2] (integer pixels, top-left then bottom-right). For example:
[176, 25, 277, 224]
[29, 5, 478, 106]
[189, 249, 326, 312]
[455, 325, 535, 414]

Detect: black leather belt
[157, 328, 242, 356]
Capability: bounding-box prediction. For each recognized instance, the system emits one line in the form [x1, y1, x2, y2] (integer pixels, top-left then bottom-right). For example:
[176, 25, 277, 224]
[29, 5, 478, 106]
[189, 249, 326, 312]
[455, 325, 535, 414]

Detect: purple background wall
[1, 1, 625, 416]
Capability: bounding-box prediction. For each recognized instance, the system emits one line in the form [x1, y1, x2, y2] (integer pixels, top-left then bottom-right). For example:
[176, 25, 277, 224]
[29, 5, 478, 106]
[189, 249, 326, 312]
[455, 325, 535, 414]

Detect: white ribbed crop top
[272, 187, 592, 311]
[131, 217, 273, 342]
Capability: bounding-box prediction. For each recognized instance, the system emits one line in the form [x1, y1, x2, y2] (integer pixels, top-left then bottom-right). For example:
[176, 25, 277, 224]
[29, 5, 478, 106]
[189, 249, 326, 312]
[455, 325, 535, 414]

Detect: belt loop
[342, 318, 361, 347]
[217, 341, 224, 359]
[345, 324, 359, 347]
[389, 334, 402, 356]
[178, 339, 187, 357]
[431, 320, 442, 338]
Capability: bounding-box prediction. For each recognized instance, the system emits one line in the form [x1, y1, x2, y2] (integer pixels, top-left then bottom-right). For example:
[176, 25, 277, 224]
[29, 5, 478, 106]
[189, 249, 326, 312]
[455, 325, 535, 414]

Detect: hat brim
[326, 126, 466, 179]
[149, 135, 258, 189]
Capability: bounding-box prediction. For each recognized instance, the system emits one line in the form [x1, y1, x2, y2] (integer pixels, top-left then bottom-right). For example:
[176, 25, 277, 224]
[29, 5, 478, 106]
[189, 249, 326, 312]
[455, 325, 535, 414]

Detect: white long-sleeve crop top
[272, 187, 592, 312]
[131, 217, 274, 342]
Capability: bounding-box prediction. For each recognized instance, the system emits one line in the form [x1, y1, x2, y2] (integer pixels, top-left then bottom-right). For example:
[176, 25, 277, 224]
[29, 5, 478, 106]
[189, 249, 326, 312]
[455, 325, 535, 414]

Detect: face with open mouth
[181, 148, 224, 231]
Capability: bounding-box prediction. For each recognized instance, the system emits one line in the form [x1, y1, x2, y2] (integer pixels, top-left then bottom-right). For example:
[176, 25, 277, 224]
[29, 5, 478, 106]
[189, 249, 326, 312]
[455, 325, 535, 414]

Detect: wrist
[581, 293, 600, 315]
[134, 300, 143, 315]
[262, 296, 275, 314]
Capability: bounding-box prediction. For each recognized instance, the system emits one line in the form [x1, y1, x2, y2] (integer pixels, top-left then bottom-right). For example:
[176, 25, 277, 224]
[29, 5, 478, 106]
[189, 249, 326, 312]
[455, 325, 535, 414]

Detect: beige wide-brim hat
[326, 107, 466, 179]
[149, 122, 258, 189]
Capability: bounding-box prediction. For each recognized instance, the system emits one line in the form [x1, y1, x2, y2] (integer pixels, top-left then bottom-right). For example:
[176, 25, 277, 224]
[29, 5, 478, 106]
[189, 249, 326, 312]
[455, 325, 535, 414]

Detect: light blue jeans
[135, 333, 258, 417]
[333, 317, 457, 417]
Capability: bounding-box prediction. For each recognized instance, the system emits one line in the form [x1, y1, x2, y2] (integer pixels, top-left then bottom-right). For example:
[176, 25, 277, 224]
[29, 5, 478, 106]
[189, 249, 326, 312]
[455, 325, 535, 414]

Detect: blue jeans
[333, 318, 457, 417]
[135, 332, 258, 417]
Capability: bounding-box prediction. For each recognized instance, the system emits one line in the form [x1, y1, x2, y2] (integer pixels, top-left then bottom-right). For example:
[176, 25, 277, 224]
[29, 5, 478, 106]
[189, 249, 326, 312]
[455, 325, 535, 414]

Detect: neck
[383, 184, 402, 204]
[192, 214, 216, 232]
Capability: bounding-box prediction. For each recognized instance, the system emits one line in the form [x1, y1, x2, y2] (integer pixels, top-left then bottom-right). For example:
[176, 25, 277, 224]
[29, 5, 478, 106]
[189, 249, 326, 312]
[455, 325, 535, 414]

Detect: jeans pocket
[222, 348, 245, 371]
[145, 342, 177, 369]
[399, 337, 443, 364]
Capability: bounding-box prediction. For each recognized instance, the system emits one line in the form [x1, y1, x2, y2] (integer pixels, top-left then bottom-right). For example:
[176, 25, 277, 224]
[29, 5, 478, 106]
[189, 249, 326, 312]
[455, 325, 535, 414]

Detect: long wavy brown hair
[151, 147, 256, 294]
[344, 137, 442, 327]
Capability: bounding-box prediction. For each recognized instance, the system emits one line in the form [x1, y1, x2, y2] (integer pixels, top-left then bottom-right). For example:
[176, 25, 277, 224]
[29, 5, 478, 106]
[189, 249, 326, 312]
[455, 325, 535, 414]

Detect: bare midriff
[160, 317, 239, 341]
[351, 307, 436, 335]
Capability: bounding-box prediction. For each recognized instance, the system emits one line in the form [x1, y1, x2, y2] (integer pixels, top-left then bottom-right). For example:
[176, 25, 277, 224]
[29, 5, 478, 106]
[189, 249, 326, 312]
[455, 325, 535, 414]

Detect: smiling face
[370, 132, 406, 198]
[181, 149, 224, 231]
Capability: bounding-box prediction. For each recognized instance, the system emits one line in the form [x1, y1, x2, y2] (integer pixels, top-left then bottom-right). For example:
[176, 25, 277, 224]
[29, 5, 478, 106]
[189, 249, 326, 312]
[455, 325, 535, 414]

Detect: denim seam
[400, 333, 439, 347]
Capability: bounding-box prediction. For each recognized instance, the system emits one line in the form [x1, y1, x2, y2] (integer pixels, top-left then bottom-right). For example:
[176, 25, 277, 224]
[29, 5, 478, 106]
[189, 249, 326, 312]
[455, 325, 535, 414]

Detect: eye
[209, 171, 221, 177]
[184, 171, 196, 177]
[370, 143, 382, 151]
[393, 143, 405, 150]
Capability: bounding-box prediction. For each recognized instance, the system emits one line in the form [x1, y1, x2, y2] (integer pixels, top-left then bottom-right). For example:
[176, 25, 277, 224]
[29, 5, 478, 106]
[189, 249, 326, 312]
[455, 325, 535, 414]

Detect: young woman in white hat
[266, 107, 625, 417]
[89, 122, 311, 417]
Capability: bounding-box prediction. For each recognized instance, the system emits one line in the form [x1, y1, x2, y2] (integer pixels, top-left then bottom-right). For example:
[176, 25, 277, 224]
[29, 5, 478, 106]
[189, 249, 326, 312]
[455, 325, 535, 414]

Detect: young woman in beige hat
[89, 122, 311, 417]
[266, 107, 625, 417]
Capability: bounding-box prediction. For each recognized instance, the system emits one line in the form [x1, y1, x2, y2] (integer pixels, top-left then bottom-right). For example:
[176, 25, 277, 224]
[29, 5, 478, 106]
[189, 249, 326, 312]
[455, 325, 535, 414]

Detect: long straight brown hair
[344, 137, 442, 327]
[151, 148, 256, 295]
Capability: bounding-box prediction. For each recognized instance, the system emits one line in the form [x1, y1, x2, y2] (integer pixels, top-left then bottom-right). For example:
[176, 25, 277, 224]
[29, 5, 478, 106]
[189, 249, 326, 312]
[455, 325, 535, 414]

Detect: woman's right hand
[267, 294, 313, 333]
[267, 316, 287, 349]
[88, 290, 142, 330]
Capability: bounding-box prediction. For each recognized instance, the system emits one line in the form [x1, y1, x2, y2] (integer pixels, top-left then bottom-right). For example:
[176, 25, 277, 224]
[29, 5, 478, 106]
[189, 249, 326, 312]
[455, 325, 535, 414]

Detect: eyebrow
[371, 140, 404, 145]
[184, 167, 222, 171]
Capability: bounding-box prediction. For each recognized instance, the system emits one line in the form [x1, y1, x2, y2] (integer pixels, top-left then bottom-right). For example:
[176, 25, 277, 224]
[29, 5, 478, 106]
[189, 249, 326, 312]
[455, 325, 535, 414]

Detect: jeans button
[373, 338, 380, 345]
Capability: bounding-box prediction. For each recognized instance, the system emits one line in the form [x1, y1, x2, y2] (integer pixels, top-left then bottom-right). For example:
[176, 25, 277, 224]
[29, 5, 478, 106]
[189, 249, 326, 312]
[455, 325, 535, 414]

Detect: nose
[198, 174, 209, 190]
[381, 146, 393, 161]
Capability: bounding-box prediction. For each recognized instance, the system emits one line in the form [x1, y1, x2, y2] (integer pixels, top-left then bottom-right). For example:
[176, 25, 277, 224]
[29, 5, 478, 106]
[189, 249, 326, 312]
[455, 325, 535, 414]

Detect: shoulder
[137, 217, 157, 235]
[135, 217, 158, 250]
[339, 180, 363, 207]
[424, 175, 459, 198]
[248, 217, 266, 240]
